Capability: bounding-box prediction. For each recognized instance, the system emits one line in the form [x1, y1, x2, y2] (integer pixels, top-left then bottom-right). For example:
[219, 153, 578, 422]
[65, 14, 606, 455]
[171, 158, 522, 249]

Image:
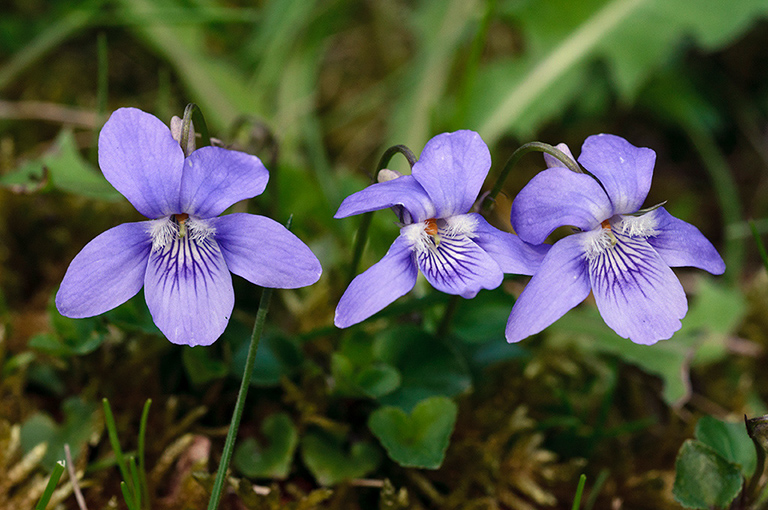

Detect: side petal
[144, 236, 234, 346]
[469, 213, 550, 275]
[180, 146, 269, 218]
[98, 108, 184, 218]
[510, 167, 612, 245]
[411, 130, 491, 218]
[646, 207, 725, 274]
[212, 213, 322, 288]
[334, 175, 435, 222]
[335, 236, 417, 328]
[56, 222, 152, 318]
[589, 232, 687, 345]
[505, 235, 591, 343]
[577, 134, 656, 214]
[416, 234, 503, 298]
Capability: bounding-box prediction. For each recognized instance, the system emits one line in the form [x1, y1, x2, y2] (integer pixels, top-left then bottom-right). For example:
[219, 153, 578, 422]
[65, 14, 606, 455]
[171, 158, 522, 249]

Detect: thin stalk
[482, 142, 581, 212]
[571, 474, 587, 510]
[346, 145, 417, 284]
[35, 460, 66, 510]
[749, 219, 768, 274]
[138, 399, 152, 509]
[435, 295, 460, 339]
[64, 444, 88, 510]
[102, 399, 133, 497]
[207, 286, 274, 510]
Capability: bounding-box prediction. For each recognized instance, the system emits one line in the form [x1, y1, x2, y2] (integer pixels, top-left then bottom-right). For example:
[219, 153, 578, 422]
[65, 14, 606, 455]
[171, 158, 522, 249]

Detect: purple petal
[577, 134, 656, 215]
[98, 108, 183, 218]
[505, 235, 591, 343]
[144, 236, 234, 346]
[334, 175, 435, 222]
[415, 234, 503, 298]
[180, 146, 269, 218]
[543, 142, 576, 169]
[511, 167, 612, 245]
[335, 236, 418, 328]
[469, 213, 549, 275]
[589, 232, 687, 345]
[56, 222, 152, 317]
[646, 207, 725, 275]
[213, 213, 321, 288]
[411, 130, 491, 218]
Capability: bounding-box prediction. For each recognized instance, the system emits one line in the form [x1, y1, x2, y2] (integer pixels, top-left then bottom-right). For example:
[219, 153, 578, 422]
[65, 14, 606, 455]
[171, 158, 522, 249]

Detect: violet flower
[56, 108, 321, 346]
[506, 134, 725, 345]
[334, 130, 548, 328]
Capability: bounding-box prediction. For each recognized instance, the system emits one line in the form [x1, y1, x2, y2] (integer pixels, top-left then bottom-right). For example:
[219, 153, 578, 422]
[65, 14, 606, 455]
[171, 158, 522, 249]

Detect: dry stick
[64, 444, 88, 510]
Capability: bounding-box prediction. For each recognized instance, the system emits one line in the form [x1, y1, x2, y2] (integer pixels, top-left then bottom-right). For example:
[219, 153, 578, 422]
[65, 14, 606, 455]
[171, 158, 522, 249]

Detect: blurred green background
[1, 0, 768, 508]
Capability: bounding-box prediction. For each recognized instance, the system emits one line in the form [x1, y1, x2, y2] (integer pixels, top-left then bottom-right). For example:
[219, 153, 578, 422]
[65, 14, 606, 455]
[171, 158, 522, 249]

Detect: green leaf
[673, 439, 743, 509]
[374, 326, 471, 411]
[695, 416, 756, 478]
[331, 353, 401, 399]
[233, 413, 298, 479]
[20, 397, 99, 471]
[182, 346, 228, 386]
[301, 431, 381, 486]
[469, 0, 768, 144]
[368, 396, 457, 469]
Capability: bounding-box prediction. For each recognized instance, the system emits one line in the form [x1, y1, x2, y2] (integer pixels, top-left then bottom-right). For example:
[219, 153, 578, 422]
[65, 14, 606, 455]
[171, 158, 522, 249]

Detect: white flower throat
[149, 214, 216, 252]
[582, 211, 659, 260]
[401, 214, 477, 253]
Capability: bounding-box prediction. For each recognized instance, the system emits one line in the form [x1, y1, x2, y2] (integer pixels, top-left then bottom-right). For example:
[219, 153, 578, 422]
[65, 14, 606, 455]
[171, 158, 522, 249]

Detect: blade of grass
[102, 399, 134, 498]
[571, 474, 587, 510]
[120, 481, 139, 510]
[750, 219, 768, 273]
[138, 399, 152, 508]
[35, 460, 66, 510]
[0, 4, 101, 92]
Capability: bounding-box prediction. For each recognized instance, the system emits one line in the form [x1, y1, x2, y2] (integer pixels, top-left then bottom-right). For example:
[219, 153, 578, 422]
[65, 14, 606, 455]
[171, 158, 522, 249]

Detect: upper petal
[414, 231, 503, 298]
[56, 222, 152, 318]
[645, 207, 725, 275]
[98, 108, 184, 218]
[468, 213, 549, 275]
[213, 213, 322, 288]
[180, 146, 269, 218]
[505, 234, 591, 342]
[335, 236, 418, 328]
[589, 231, 687, 345]
[144, 235, 234, 346]
[577, 134, 656, 215]
[334, 175, 435, 222]
[510, 167, 612, 245]
[411, 130, 491, 218]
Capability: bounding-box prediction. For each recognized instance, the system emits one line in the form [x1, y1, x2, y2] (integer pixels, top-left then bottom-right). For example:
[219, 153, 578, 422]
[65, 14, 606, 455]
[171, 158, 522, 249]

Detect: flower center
[149, 214, 215, 252]
[401, 215, 477, 253]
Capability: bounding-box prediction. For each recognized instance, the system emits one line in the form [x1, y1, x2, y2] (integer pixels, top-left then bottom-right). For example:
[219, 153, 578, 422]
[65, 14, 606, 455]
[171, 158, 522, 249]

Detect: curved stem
[207, 287, 274, 510]
[346, 145, 418, 284]
[482, 142, 581, 212]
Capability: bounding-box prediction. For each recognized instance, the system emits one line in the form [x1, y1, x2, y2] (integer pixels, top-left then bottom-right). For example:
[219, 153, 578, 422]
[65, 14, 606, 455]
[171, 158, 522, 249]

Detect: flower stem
[207, 286, 274, 510]
[482, 141, 581, 212]
[346, 144, 417, 284]
[436, 295, 460, 339]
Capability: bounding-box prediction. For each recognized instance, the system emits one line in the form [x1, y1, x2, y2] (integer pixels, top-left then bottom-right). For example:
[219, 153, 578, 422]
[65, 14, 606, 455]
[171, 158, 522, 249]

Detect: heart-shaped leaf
[301, 431, 381, 486]
[233, 413, 298, 479]
[695, 416, 756, 478]
[673, 439, 743, 509]
[368, 396, 457, 469]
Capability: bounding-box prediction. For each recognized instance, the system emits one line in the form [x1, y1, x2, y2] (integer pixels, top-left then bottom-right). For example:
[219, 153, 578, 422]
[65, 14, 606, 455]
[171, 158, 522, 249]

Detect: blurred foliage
[1, 0, 768, 508]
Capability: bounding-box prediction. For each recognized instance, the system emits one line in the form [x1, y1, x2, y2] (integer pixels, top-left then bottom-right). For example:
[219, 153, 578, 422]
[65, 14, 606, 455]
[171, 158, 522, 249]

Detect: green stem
[435, 295, 460, 339]
[35, 460, 66, 510]
[346, 145, 417, 284]
[207, 286, 274, 510]
[138, 399, 152, 509]
[749, 219, 768, 274]
[482, 142, 581, 212]
[571, 474, 587, 510]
